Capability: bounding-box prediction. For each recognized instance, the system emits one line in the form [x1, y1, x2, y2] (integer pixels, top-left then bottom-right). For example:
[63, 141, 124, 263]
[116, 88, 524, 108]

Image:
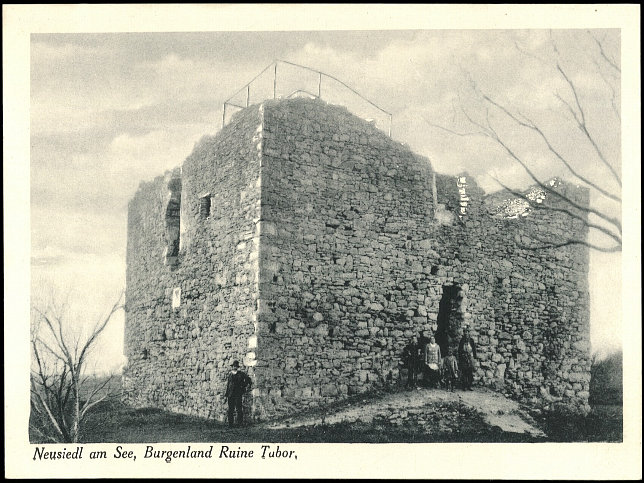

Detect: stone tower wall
[254, 99, 590, 416]
[123, 105, 263, 420]
[124, 98, 591, 420]
[255, 100, 437, 416]
[473, 185, 592, 404]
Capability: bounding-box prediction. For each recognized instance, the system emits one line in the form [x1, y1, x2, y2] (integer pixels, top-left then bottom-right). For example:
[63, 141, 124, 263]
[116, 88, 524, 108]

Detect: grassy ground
[31, 397, 622, 444]
[539, 404, 623, 442]
[75, 399, 543, 443]
[31, 368, 623, 444]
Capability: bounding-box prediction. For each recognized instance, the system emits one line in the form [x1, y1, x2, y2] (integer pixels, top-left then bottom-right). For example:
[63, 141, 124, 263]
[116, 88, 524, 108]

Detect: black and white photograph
[4, 4, 641, 480]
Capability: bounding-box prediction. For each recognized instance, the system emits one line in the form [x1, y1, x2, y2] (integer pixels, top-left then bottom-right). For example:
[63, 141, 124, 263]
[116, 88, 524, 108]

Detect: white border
[4, 4, 641, 479]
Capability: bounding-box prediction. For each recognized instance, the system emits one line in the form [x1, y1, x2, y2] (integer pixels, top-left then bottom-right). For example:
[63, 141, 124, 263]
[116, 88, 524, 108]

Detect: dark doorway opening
[435, 283, 463, 358]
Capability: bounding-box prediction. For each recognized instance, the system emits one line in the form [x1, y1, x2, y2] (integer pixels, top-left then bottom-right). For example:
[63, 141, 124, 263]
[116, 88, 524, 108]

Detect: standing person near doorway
[402, 336, 422, 389]
[424, 335, 442, 388]
[458, 328, 477, 390]
[224, 360, 252, 427]
[417, 329, 431, 385]
[442, 349, 459, 391]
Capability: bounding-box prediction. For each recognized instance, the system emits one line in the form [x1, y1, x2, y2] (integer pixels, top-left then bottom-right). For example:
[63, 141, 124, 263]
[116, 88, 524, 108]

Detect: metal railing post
[273, 62, 277, 99]
[221, 59, 393, 136]
[318, 72, 322, 98]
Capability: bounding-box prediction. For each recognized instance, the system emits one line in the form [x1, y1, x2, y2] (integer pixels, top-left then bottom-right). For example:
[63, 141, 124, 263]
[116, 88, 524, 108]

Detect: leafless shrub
[30, 290, 123, 443]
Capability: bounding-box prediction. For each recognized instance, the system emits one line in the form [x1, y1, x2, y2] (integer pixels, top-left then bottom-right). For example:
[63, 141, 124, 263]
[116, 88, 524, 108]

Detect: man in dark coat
[417, 330, 432, 386]
[224, 360, 252, 427]
[402, 336, 422, 389]
[458, 328, 477, 390]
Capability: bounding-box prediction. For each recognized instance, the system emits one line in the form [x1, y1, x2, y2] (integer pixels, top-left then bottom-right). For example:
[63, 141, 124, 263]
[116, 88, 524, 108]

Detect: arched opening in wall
[164, 176, 182, 266]
[435, 283, 463, 358]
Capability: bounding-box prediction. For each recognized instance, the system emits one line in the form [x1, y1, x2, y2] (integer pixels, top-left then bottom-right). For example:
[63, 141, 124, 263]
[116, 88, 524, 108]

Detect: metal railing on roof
[222, 59, 393, 137]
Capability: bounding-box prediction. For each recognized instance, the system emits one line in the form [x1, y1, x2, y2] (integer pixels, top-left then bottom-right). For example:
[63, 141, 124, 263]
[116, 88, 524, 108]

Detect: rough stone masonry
[123, 98, 591, 421]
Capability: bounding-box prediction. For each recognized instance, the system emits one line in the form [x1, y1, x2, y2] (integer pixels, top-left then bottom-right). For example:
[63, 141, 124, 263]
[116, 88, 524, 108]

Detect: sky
[29, 28, 624, 373]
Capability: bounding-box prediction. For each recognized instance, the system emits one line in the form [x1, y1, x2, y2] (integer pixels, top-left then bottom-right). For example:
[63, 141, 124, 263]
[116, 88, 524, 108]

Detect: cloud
[31, 206, 127, 260]
[31, 39, 106, 63]
[30, 124, 210, 261]
[31, 245, 70, 266]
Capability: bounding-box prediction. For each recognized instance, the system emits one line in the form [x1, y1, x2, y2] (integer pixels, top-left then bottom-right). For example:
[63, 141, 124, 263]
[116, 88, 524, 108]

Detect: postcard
[4, 4, 641, 479]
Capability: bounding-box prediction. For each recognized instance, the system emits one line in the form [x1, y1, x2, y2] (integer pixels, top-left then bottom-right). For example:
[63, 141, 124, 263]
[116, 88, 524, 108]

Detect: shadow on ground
[77, 400, 540, 443]
[59, 386, 621, 444]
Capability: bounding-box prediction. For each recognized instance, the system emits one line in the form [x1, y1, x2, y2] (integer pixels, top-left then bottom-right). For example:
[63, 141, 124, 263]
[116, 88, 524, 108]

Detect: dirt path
[263, 387, 545, 437]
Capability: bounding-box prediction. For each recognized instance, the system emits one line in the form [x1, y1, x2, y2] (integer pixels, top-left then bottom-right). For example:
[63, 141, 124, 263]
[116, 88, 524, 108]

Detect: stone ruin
[122, 98, 591, 421]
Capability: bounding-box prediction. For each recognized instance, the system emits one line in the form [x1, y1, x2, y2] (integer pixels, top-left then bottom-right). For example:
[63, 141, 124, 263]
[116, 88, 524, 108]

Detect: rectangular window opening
[199, 194, 211, 219]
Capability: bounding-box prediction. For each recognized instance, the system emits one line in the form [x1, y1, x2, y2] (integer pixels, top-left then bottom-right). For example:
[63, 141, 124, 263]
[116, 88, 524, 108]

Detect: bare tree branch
[550, 35, 622, 187]
[556, 63, 587, 125]
[454, 95, 623, 232]
[518, 236, 621, 253]
[77, 295, 123, 370]
[424, 105, 622, 236]
[488, 175, 622, 246]
[588, 30, 620, 74]
[29, 422, 60, 444]
[421, 115, 485, 138]
[30, 290, 124, 443]
[30, 381, 66, 440]
[495, 132, 621, 232]
[36, 309, 73, 366]
[554, 92, 580, 125]
[427, 32, 622, 254]
[79, 375, 115, 421]
[481, 93, 621, 203]
[460, 58, 623, 235]
[80, 391, 111, 421]
[593, 58, 621, 119]
[514, 39, 549, 65]
[34, 337, 68, 366]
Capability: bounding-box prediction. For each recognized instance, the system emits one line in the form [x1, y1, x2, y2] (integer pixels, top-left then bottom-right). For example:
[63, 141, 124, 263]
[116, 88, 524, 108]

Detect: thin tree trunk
[72, 374, 80, 443]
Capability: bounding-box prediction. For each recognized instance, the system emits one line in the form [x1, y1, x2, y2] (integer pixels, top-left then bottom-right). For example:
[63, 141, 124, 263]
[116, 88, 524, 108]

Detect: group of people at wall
[224, 328, 478, 427]
[402, 328, 477, 391]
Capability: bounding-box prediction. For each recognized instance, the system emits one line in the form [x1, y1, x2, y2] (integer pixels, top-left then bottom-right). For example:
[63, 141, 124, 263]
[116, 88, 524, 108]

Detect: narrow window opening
[142, 348, 149, 360]
[164, 176, 182, 266]
[199, 193, 211, 219]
